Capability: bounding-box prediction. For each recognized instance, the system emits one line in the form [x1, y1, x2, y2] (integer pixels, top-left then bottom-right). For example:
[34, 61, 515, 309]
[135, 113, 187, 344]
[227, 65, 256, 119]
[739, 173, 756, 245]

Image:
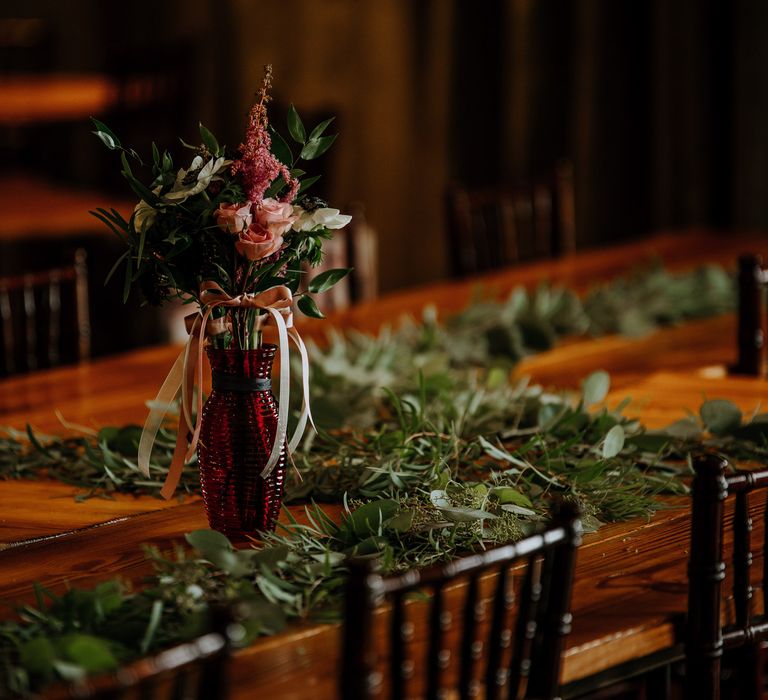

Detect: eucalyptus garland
[2, 262, 762, 697]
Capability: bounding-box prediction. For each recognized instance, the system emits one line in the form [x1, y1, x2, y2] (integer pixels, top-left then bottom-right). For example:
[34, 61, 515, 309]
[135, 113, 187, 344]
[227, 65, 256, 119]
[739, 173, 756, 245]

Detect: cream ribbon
[137, 281, 314, 500]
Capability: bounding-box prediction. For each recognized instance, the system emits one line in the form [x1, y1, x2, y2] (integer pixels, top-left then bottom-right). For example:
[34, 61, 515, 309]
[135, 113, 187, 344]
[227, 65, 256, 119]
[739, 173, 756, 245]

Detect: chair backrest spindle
[445, 161, 576, 278]
[63, 624, 231, 699]
[734, 253, 768, 376]
[458, 574, 481, 699]
[426, 583, 447, 700]
[0, 250, 89, 376]
[685, 455, 768, 699]
[341, 502, 581, 700]
[733, 490, 753, 628]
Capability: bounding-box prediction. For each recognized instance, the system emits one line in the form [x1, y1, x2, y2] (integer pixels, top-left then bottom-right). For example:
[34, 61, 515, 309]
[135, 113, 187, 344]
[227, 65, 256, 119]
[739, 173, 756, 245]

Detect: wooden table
[0, 174, 133, 241]
[0, 74, 118, 125]
[1, 229, 768, 698]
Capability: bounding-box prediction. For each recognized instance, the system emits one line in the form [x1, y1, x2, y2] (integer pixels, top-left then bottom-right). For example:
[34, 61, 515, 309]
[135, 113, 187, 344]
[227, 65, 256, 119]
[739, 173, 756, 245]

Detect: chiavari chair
[445, 161, 576, 278]
[733, 253, 768, 377]
[686, 454, 768, 699]
[341, 501, 581, 700]
[0, 248, 90, 376]
[63, 629, 230, 700]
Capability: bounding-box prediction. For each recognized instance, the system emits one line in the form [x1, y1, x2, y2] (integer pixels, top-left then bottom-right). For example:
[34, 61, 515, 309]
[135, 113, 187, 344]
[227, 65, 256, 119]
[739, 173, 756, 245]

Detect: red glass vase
[198, 345, 287, 537]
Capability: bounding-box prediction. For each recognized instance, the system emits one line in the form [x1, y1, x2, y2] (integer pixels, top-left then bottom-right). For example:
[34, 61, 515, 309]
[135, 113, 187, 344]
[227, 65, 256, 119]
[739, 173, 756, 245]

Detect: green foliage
[90, 101, 346, 351]
[308, 268, 352, 294]
[0, 262, 757, 697]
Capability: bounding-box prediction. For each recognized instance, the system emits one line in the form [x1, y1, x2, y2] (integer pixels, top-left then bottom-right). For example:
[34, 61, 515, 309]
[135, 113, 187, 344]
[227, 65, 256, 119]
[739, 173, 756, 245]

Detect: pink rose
[215, 202, 253, 233]
[235, 222, 284, 261]
[254, 198, 297, 237]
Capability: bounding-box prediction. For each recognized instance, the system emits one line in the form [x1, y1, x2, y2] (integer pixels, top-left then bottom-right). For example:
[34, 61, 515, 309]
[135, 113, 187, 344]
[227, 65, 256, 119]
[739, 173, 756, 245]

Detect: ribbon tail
[160, 409, 192, 500]
[287, 327, 315, 453]
[261, 307, 291, 478]
[137, 347, 186, 477]
[184, 322, 206, 463]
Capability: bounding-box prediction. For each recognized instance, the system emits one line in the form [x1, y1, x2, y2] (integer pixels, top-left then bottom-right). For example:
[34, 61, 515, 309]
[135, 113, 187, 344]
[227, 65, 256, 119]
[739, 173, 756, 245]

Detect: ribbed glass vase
[198, 345, 287, 537]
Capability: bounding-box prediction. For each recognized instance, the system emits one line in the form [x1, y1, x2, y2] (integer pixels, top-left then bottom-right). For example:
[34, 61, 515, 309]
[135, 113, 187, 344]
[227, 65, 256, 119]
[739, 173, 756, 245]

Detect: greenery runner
[2, 263, 765, 696]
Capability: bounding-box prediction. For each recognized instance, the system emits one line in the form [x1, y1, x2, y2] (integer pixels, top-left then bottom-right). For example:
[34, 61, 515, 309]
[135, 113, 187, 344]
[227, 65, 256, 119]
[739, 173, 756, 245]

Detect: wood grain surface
[1, 229, 768, 696]
[0, 74, 118, 125]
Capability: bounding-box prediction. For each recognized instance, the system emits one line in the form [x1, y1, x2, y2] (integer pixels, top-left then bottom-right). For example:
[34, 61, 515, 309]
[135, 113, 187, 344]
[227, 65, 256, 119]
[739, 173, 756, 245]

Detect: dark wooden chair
[445, 161, 576, 278]
[306, 202, 378, 314]
[0, 17, 53, 73]
[733, 253, 768, 377]
[685, 454, 768, 699]
[62, 629, 230, 699]
[341, 501, 581, 700]
[0, 249, 90, 376]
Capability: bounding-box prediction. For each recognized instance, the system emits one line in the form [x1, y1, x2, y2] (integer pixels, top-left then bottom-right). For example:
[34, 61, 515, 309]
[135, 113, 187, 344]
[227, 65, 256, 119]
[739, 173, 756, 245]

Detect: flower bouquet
[92, 66, 350, 535]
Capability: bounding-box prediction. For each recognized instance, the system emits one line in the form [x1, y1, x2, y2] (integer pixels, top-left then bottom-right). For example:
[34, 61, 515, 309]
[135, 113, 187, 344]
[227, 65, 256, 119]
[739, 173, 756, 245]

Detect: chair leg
[645, 663, 671, 700]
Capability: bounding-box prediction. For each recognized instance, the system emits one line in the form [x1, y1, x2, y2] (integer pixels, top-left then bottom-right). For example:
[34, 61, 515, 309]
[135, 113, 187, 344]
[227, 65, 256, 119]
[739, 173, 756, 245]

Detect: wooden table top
[0, 74, 118, 125]
[0, 174, 134, 240]
[1, 229, 768, 698]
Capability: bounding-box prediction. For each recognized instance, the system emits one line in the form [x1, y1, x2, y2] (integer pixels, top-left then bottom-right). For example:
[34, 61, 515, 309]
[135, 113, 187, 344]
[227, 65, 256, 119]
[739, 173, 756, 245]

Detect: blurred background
[1, 0, 768, 365]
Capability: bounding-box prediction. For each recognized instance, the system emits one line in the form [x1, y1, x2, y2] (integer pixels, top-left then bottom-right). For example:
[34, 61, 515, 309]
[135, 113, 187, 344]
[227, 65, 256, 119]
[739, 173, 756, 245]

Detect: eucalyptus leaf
[490, 487, 533, 508]
[700, 399, 742, 436]
[662, 418, 702, 440]
[19, 637, 56, 676]
[436, 506, 498, 523]
[602, 425, 625, 459]
[582, 370, 610, 406]
[186, 529, 233, 556]
[386, 509, 416, 532]
[58, 634, 118, 673]
[342, 499, 399, 539]
[501, 503, 536, 516]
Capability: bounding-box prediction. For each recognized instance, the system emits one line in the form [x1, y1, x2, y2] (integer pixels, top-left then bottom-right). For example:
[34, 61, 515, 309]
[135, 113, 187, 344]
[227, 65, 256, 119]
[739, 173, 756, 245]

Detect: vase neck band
[212, 372, 272, 392]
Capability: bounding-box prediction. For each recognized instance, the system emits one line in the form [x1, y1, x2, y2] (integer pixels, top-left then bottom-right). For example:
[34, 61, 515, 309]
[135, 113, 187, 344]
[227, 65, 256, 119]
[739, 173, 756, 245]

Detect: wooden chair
[0, 17, 53, 72]
[341, 501, 581, 700]
[306, 202, 378, 314]
[685, 454, 768, 699]
[733, 253, 768, 377]
[445, 161, 576, 277]
[0, 249, 90, 376]
[62, 629, 230, 699]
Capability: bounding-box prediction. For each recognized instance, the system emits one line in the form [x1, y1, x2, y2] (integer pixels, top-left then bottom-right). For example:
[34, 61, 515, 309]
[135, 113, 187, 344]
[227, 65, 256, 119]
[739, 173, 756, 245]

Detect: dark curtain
[449, 0, 768, 250]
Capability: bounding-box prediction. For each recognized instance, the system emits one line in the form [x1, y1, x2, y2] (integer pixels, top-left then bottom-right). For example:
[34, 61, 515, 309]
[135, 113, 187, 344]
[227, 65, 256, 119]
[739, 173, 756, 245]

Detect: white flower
[133, 186, 162, 232]
[185, 584, 204, 599]
[133, 200, 156, 232]
[292, 207, 352, 232]
[163, 156, 232, 203]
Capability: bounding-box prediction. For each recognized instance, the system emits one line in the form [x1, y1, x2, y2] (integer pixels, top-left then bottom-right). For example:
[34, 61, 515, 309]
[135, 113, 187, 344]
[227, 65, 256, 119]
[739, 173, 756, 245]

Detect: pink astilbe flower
[231, 66, 299, 204]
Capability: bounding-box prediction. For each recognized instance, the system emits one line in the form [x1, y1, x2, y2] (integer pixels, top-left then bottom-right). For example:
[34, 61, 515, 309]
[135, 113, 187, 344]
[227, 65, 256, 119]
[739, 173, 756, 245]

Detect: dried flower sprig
[231, 65, 299, 203]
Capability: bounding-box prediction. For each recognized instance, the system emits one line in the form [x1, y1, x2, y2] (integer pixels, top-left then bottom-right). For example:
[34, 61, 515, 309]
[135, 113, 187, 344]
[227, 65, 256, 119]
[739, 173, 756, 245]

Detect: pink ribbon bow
[138, 281, 314, 500]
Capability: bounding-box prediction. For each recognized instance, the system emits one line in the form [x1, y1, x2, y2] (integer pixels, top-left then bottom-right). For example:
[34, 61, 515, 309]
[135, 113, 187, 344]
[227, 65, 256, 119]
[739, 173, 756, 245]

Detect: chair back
[445, 161, 575, 277]
[0, 249, 90, 376]
[0, 17, 53, 72]
[61, 630, 229, 699]
[734, 253, 768, 376]
[341, 501, 581, 700]
[686, 454, 768, 699]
